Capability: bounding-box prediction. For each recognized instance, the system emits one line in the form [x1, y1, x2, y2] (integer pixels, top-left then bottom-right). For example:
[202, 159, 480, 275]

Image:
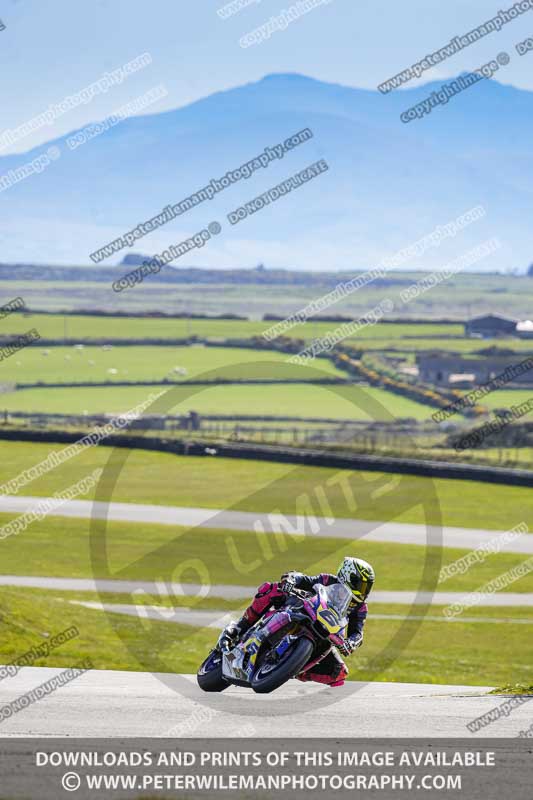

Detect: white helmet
[337, 557, 375, 603]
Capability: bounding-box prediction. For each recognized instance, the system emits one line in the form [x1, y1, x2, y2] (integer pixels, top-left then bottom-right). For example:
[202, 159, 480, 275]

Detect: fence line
[0, 428, 530, 487]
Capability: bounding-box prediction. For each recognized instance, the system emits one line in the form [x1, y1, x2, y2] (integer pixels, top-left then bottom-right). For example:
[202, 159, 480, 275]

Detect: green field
[0, 513, 532, 594]
[3, 312, 533, 382]
[6, 269, 533, 320]
[0, 312, 463, 342]
[0, 280, 530, 692]
[1, 441, 531, 531]
[3, 310, 532, 353]
[371, 339, 533, 354]
[0, 587, 531, 685]
[476, 390, 533, 416]
[0, 344, 344, 384]
[0, 436, 530, 689]
[0, 382, 432, 420]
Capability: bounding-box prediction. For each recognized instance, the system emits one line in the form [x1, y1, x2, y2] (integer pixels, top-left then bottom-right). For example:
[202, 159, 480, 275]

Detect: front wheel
[197, 649, 230, 692]
[251, 637, 314, 694]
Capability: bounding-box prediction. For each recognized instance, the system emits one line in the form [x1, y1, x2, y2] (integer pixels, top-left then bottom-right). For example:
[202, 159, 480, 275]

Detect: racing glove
[337, 634, 362, 657]
[279, 573, 298, 594]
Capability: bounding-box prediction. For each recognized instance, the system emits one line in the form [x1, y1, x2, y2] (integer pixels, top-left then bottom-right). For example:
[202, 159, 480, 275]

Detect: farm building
[516, 320, 533, 339]
[464, 314, 517, 338]
[417, 353, 533, 387]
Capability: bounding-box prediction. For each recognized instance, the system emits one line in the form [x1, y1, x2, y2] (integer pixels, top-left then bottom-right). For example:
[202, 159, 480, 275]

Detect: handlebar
[284, 585, 311, 597]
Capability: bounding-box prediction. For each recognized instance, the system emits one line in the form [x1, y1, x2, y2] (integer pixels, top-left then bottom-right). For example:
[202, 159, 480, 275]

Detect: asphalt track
[1, 495, 532, 553]
[2, 575, 533, 606]
[1, 666, 528, 737]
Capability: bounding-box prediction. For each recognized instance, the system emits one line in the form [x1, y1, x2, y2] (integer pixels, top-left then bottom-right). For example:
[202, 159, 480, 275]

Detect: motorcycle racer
[217, 556, 374, 687]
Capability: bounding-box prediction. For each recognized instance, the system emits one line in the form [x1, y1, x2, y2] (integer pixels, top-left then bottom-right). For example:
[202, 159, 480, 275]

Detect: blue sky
[2, 0, 533, 154]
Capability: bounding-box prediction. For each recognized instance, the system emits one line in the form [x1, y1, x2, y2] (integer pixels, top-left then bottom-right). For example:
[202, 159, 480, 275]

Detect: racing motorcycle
[197, 581, 351, 694]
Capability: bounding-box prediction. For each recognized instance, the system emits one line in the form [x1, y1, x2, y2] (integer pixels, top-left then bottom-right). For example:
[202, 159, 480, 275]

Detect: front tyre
[251, 637, 314, 694]
[197, 650, 230, 692]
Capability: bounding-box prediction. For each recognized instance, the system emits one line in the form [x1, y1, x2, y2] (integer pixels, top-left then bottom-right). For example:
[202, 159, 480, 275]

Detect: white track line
[1, 574, 533, 606]
[70, 601, 533, 626]
[0, 495, 531, 553]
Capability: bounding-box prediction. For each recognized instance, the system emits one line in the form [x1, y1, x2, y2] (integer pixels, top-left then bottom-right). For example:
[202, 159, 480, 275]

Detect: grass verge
[1, 514, 533, 593]
[0, 442, 532, 531]
[489, 684, 533, 695]
[0, 588, 531, 686]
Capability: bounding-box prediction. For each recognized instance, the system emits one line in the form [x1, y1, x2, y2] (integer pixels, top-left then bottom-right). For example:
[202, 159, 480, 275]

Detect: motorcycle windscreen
[314, 582, 352, 616]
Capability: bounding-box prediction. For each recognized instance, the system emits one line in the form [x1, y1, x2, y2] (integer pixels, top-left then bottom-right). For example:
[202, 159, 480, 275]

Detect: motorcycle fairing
[221, 611, 293, 684]
[311, 584, 349, 644]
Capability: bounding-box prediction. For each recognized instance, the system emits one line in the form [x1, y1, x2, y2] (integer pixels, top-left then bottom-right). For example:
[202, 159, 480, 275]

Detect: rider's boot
[217, 616, 252, 651]
[297, 666, 348, 687]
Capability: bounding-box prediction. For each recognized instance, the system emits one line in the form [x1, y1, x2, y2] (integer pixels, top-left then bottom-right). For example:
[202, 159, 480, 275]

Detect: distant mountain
[0, 73, 531, 270]
[121, 253, 152, 267]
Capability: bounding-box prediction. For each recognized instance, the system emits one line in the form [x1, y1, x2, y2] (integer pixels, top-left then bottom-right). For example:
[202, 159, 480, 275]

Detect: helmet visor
[349, 571, 373, 602]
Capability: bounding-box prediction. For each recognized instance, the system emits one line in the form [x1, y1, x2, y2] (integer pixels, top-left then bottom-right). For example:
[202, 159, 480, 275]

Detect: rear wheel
[251, 637, 314, 694]
[197, 650, 230, 692]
